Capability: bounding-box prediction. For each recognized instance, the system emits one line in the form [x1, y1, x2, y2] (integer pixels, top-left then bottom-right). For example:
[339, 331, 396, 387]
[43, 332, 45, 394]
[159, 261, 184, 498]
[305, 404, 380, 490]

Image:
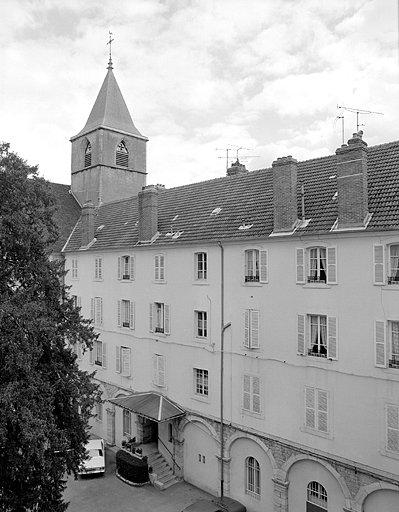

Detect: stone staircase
[147, 451, 179, 490]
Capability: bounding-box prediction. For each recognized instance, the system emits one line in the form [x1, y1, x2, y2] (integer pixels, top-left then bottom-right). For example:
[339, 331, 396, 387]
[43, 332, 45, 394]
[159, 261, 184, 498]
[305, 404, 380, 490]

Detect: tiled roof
[62, 140, 399, 252]
[48, 183, 81, 253]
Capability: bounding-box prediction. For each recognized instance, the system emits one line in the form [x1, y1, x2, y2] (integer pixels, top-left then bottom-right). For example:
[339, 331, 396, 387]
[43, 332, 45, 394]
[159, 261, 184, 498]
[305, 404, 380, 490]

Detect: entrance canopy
[108, 391, 185, 423]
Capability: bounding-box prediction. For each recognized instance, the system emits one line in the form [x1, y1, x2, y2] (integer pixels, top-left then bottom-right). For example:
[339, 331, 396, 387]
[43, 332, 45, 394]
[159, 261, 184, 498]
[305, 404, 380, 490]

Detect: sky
[1, 0, 398, 189]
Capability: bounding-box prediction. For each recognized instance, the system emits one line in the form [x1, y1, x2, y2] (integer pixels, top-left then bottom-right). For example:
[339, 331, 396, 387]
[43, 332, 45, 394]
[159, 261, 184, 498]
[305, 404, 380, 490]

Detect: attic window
[211, 207, 222, 216]
[116, 141, 129, 167]
[85, 142, 92, 167]
[97, 225, 105, 231]
[239, 223, 253, 231]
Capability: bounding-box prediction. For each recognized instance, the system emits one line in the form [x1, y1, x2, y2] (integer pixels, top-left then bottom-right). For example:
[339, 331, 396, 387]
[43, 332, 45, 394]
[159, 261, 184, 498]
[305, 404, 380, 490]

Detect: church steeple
[70, 49, 148, 206]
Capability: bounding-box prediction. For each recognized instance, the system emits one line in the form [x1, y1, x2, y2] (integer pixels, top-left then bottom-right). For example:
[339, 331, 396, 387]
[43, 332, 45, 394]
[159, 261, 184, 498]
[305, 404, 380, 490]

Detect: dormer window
[116, 141, 129, 167]
[85, 142, 92, 167]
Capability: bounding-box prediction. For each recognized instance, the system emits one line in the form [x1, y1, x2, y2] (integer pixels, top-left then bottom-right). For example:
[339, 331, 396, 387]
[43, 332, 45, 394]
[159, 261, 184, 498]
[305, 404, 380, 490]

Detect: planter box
[115, 449, 149, 485]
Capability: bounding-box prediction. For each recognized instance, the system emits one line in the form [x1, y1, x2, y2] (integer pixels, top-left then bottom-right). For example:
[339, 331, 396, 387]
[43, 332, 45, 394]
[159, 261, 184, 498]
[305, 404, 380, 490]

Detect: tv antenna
[336, 104, 384, 145]
[215, 144, 259, 170]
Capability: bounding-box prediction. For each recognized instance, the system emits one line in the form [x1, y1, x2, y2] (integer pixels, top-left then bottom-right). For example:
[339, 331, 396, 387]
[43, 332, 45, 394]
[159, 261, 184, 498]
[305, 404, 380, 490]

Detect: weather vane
[107, 31, 114, 68]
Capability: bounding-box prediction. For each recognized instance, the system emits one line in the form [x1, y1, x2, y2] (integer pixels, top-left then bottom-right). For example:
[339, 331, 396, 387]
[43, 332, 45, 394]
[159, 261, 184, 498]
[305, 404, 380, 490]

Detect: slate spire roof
[71, 64, 147, 140]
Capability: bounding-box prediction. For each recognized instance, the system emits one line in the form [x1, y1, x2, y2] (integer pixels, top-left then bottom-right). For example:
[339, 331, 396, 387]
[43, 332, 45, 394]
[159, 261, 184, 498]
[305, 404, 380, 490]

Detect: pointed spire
[107, 31, 114, 70]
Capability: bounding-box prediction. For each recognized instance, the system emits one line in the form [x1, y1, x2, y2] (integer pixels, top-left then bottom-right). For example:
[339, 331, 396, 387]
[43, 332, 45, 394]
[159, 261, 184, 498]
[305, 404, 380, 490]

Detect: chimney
[335, 130, 368, 229]
[227, 159, 248, 176]
[272, 156, 298, 232]
[138, 185, 159, 242]
[81, 201, 95, 246]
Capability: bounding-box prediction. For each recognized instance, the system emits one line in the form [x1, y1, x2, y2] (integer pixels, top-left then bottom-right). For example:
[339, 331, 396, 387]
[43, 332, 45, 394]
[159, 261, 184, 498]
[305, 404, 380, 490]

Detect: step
[147, 450, 179, 491]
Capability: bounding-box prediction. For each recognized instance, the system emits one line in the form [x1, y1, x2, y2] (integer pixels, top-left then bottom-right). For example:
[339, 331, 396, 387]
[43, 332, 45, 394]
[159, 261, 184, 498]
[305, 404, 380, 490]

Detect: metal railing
[158, 437, 181, 471]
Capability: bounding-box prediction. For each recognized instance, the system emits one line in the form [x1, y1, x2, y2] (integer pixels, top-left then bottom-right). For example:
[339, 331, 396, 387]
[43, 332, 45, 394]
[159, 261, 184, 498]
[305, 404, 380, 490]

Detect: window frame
[84, 141, 92, 168]
[304, 386, 329, 435]
[116, 140, 129, 168]
[242, 374, 261, 415]
[195, 252, 208, 281]
[154, 253, 166, 282]
[375, 320, 399, 369]
[117, 255, 135, 281]
[244, 249, 268, 284]
[194, 368, 209, 397]
[297, 314, 338, 360]
[71, 258, 79, 280]
[96, 401, 103, 423]
[244, 309, 260, 349]
[116, 346, 131, 377]
[296, 246, 337, 285]
[245, 456, 261, 498]
[123, 409, 131, 437]
[94, 256, 103, 281]
[386, 403, 399, 455]
[90, 339, 107, 368]
[153, 354, 166, 388]
[306, 481, 327, 511]
[91, 297, 103, 325]
[195, 310, 208, 340]
[118, 300, 135, 329]
[150, 302, 171, 335]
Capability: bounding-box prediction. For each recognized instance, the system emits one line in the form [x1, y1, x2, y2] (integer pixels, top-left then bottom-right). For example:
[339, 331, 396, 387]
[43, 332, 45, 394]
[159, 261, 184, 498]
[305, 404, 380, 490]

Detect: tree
[0, 143, 100, 511]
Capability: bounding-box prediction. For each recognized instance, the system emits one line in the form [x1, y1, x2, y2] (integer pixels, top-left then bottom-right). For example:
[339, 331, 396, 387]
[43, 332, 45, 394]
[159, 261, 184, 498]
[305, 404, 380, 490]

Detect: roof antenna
[336, 104, 383, 143]
[107, 31, 114, 69]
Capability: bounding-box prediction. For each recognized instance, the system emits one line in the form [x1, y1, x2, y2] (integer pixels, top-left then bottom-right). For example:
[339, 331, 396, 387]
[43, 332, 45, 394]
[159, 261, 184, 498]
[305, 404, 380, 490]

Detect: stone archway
[357, 481, 399, 512]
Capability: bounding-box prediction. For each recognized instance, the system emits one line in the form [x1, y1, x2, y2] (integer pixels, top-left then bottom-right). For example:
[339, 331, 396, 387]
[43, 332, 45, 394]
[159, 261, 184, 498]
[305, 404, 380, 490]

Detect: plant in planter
[116, 449, 149, 485]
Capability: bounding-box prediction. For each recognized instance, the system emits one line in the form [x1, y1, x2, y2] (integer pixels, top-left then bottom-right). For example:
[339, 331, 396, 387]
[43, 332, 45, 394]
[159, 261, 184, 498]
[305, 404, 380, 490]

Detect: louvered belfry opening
[116, 140, 129, 167]
[84, 141, 92, 167]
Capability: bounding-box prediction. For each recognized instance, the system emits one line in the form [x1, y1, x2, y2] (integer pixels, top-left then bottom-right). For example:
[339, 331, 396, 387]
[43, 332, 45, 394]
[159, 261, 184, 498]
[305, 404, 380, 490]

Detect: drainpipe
[218, 241, 231, 498]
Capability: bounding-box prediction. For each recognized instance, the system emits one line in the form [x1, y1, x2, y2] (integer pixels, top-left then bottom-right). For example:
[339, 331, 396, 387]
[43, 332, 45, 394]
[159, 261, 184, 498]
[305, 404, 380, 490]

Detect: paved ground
[64, 445, 212, 512]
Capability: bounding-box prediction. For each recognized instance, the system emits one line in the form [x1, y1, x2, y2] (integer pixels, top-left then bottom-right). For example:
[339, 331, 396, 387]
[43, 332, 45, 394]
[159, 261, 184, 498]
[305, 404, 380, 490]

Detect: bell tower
[70, 54, 148, 206]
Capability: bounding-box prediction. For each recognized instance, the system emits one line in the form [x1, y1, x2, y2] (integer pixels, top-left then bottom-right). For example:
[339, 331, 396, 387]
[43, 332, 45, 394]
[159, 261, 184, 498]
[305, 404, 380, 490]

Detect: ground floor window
[307, 481, 327, 511]
[245, 456, 260, 497]
[123, 409, 131, 437]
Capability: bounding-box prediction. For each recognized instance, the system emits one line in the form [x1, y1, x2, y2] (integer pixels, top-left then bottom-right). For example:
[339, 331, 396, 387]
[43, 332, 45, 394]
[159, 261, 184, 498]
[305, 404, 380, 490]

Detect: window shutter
[90, 348, 94, 365]
[259, 250, 268, 283]
[153, 356, 158, 384]
[96, 298, 103, 324]
[243, 374, 251, 411]
[91, 298, 94, 321]
[122, 348, 131, 377]
[102, 342, 107, 368]
[117, 301, 121, 327]
[98, 258, 102, 279]
[373, 245, 385, 285]
[164, 304, 171, 335]
[375, 321, 386, 367]
[130, 301, 135, 330]
[157, 355, 166, 387]
[77, 342, 82, 360]
[251, 310, 260, 349]
[305, 387, 316, 429]
[327, 316, 338, 359]
[116, 346, 121, 373]
[317, 390, 328, 433]
[297, 314, 305, 355]
[252, 376, 261, 413]
[130, 255, 135, 280]
[149, 303, 154, 332]
[77, 296, 82, 307]
[117, 257, 121, 280]
[244, 310, 250, 348]
[387, 405, 399, 453]
[327, 247, 337, 284]
[154, 255, 160, 280]
[296, 248, 305, 284]
[160, 255, 165, 280]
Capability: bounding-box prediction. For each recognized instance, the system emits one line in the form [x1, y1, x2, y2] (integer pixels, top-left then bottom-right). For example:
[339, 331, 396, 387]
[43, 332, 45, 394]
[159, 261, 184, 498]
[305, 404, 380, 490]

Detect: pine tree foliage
[0, 143, 100, 511]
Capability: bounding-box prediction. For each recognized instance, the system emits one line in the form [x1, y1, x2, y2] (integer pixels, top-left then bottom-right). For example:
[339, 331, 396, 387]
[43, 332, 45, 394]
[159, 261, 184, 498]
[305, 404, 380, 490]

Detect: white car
[78, 438, 105, 475]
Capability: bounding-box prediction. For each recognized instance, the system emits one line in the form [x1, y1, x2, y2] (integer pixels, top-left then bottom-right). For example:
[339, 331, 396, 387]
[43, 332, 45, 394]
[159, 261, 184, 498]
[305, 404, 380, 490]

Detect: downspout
[218, 241, 231, 498]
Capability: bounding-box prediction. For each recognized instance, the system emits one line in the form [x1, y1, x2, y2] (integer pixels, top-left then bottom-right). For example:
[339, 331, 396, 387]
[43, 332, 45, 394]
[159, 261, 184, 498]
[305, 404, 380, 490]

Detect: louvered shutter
[157, 356, 165, 387]
[117, 257, 121, 280]
[96, 298, 103, 324]
[243, 374, 251, 411]
[327, 247, 337, 284]
[91, 298, 94, 321]
[375, 321, 386, 367]
[154, 255, 160, 280]
[102, 342, 107, 368]
[117, 301, 121, 327]
[89, 348, 94, 365]
[296, 248, 305, 283]
[298, 314, 305, 355]
[130, 255, 135, 280]
[77, 296, 82, 307]
[149, 303, 154, 332]
[153, 356, 158, 384]
[244, 310, 250, 348]
[130, 301, 135, 330]
[327, 316, 338, 359]
[317, 390, 328, 433]
[252, 376, 261, 413]
[122, 348, 131, 377]
[387, 405, 399, 453]
[164, 304, 171, 335]
[259, 250, 268, 283]
[116, 346, 121, 373]
[160, 255, 165, 280]
[373, 245, 385, 285]
[305, 387, 315, 429]
[98, 258, 102, 279]
[251, 310, 260, 349]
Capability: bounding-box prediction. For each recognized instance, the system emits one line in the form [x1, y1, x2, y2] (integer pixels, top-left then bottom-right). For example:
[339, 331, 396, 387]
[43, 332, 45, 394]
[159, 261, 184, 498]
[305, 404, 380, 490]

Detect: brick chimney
[81, 201, 95, 246]
[227, 159, 248, 176]
[138, 185, 159, 242]
[272, 156, 298, 232]
[335, 131, 368, 229]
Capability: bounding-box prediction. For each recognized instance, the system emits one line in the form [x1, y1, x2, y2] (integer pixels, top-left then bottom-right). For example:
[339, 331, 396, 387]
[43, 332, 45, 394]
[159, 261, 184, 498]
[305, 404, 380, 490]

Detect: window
[194, 369, 209, 396]
[73, 341, 82, 361]
[375, 244, 399, 285]
[375, 320, 399, 369]
[71, 295, 81, 308]
[305, 387, 328, 434]
[91, 297, 103, 325]
[296, 247, 337, 284]
[244, 309, 260, 349]
[153, 354, 166, 387]
[386, 404, 399, 454]
[71, 258, 78, 279]
[118, 300, 135, 329]
[307, 481, 327, 511]
[150, 302, 170, 335]
[243, 374, 261, 414]
[245, 457, 260, 497]
[116, 141, 129, 167]
[90, 340, 107, 368]
[389, 245, 399, 284]
[154, 254, 165, 281]
[118, 255, 135, 281]
[195, 252, 207, 280]
[94, 256, 103, 280]
[195, 311, 208, 339]
[123, 409, 131, 437]
[297, 314, 337, 359]
[244, 249, 267, 283]
[85, 141, 92, 167]
[116, 346, 131, 377]
[96, 401, 103, 423]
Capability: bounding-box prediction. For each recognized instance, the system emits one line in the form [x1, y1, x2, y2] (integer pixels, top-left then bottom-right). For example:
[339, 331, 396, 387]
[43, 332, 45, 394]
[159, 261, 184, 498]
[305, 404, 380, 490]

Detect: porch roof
[108, 391, 185, 423]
